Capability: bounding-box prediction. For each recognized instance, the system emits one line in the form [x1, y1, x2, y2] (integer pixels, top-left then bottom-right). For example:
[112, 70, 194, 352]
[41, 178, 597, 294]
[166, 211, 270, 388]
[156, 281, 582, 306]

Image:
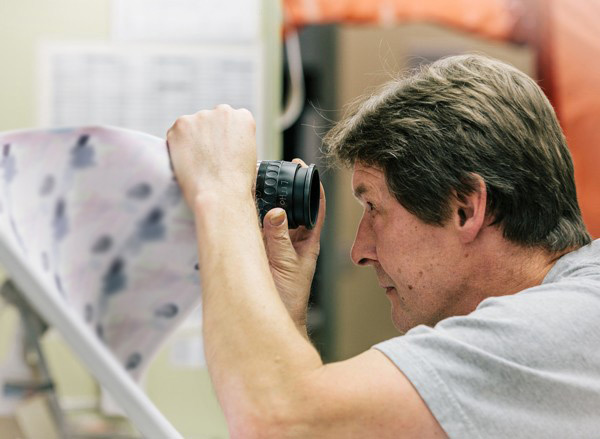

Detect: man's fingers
[288, 158, 326, 248]
[263, 208, 295, 260]
[304, 181, 326, 247]
[315, 181, 326, 232]
[292, 158, 307, 167]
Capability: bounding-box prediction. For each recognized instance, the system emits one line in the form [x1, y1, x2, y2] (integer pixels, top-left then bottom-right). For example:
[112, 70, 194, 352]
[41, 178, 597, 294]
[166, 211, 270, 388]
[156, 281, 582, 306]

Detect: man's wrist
[192, 188, 255, 218]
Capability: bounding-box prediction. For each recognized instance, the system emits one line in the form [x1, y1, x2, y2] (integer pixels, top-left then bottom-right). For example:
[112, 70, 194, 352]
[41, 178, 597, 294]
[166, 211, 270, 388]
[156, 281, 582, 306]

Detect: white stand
[0, 237, 183, 439]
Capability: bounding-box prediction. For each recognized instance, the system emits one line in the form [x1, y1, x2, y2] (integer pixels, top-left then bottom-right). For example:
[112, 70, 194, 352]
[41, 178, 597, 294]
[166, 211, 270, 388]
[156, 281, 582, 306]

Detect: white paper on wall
[111, 0, 261, 43]
[38, 43, 265, 154]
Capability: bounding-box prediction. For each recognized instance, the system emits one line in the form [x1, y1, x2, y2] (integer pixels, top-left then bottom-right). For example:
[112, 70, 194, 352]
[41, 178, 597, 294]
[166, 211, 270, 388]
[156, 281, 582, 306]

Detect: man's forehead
[351, 163, 385, 198]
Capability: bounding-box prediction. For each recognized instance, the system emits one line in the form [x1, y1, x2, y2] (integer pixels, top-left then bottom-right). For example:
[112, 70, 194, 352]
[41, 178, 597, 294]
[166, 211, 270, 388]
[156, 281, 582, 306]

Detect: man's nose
[351, 217, 376, 266]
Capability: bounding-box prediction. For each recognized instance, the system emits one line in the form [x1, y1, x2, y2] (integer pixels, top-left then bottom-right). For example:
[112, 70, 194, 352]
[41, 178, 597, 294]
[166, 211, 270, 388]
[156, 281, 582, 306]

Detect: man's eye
[366, 202, 375, 212]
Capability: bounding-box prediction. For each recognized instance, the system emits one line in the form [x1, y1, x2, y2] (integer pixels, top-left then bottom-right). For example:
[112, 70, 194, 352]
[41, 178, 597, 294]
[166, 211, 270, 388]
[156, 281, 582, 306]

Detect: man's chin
[390, 304, 424, 334]
[390, 309, 413, 334]
[387, 290, 413, 333]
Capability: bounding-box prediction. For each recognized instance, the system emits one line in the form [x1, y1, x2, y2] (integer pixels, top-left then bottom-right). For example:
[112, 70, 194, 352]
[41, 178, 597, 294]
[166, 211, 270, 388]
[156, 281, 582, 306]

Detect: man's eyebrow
[353, 184, 368, 200]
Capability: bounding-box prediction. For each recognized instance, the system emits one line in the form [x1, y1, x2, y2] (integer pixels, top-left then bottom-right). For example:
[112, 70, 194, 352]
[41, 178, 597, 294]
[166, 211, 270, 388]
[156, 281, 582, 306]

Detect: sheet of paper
[38, 43, 264, 152]
[0, 126, 201, 382]
[111, 0, 260, 43]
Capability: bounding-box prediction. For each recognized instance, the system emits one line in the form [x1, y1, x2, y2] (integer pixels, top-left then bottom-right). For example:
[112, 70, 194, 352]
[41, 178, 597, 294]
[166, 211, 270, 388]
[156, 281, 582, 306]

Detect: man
[167, 55, 600, 438]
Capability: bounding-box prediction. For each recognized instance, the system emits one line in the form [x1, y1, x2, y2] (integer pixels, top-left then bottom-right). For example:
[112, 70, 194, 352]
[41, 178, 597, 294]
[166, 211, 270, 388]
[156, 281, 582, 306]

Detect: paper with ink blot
[0, 126, 201, 381]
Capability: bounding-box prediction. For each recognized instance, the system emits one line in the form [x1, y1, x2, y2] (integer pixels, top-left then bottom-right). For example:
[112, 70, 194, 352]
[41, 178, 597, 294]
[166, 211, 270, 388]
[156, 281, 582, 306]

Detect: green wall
[0, 0, 111, 132]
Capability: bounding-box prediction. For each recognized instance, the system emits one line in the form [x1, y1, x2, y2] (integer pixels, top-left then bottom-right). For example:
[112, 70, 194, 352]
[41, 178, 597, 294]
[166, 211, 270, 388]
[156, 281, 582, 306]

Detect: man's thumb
[264, 208, 292, 250]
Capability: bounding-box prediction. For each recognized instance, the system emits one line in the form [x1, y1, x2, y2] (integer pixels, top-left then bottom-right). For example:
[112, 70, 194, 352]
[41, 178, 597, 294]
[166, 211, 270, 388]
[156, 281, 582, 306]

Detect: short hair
[324, 54, 591, 252]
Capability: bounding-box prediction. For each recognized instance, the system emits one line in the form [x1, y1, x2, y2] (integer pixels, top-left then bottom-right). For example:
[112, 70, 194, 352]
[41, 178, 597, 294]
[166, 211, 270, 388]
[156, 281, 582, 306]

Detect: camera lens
[255, 160, 320, 229]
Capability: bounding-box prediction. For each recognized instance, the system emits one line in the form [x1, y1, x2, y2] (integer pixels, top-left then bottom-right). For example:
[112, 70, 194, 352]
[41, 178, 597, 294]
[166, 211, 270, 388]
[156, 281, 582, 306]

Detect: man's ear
[452, 174, 487, 244]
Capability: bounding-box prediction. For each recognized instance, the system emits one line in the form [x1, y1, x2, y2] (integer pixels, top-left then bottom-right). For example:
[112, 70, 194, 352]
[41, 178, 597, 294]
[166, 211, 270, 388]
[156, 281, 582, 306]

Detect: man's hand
[262, 159, 326, 336]
[166, 105, 257, 207]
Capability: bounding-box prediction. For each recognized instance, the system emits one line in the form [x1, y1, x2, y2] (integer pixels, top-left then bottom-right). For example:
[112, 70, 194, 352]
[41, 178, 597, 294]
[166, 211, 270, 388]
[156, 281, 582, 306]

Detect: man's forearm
[193, 192, 322, 433]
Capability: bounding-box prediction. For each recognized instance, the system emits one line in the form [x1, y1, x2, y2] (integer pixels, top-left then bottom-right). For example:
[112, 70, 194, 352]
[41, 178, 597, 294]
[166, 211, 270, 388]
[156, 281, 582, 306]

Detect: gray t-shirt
[374, 239, 600, 438]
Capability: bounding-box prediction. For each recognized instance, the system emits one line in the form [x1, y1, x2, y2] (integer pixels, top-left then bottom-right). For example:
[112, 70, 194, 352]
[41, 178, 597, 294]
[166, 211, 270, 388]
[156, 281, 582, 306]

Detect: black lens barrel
[255, 160, 320, 229]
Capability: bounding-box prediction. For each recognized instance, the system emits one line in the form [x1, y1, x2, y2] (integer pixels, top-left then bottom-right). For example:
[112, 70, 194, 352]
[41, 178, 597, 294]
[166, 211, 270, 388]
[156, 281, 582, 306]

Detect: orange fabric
[284, 0, 516, 40]
[550, 0, 600, 237]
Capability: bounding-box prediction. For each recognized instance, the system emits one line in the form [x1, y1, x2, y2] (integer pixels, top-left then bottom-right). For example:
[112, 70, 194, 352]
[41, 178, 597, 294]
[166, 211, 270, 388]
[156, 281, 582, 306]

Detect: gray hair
[324, 54, 590, 252]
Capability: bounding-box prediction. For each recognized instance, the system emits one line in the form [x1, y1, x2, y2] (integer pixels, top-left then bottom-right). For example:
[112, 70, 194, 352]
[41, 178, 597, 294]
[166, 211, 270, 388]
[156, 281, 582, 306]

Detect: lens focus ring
[255, 161, 283, 225]
[256, 160, 320, 229]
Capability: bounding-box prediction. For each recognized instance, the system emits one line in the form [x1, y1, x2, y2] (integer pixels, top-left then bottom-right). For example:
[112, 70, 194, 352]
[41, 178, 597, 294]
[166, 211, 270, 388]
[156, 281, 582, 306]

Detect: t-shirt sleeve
[373, 281, 600, 439]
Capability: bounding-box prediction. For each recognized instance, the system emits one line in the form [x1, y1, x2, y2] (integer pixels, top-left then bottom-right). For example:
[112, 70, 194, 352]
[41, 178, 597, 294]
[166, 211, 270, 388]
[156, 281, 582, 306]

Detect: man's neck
[465, 231, 570, 305]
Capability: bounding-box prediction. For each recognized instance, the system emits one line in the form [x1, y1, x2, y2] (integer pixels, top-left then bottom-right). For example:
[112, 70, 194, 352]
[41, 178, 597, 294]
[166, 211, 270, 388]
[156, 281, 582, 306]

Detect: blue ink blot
[125, 352, 142, 370]
[84, 303, 93, 322]
[91, 235, 112, 253]
[127, 182, 152, 200]
[102, 257, 126, 295]
[53, 198, 69, 241]
[96, 324, 104, 339]
[155, 303, 178, 318]
[166, 182, 182, 206]
[54, 274, 64, 295]
[39, 175, 55, 196]
[3, 147, 17, 183]
[70, 134, 95, 168]
[56, 199, 65, 217]
[138, 207, 165, 241]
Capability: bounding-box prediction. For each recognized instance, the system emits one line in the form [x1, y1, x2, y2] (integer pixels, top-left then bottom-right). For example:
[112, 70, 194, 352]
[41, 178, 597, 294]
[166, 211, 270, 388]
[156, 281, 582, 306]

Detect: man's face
[351, 163, 468, 333]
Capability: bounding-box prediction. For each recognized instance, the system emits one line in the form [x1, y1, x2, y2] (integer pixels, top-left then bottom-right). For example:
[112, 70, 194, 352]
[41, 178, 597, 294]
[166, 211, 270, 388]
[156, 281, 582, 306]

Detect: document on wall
[38, 43, 265, 153]
[111, 0, 261, 43]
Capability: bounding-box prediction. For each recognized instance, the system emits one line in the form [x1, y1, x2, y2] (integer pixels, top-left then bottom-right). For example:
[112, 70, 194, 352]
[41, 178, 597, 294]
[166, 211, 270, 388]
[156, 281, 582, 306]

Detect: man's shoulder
[474, 238, 600, 315]
[375, 242, 600, 438]
[543, 238, 600, 284]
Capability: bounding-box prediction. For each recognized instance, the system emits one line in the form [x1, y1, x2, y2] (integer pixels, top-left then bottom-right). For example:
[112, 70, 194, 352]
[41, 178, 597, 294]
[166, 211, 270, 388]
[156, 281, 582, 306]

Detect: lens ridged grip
[255, 160, 319, 229]
[256, 161, 287, 226]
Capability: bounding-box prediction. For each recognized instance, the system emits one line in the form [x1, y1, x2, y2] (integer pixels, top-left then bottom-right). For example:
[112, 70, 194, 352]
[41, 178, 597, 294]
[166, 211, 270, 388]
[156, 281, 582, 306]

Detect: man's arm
[167, 106, 447, 439]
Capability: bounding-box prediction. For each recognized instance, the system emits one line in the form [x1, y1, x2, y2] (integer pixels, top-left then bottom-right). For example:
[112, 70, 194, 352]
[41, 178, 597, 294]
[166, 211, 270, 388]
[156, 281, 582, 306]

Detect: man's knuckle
[235, 109, 256, 132]
[276, 230, 289, 240]
[173, 115, 192, 128]
[240, 108, 255, 122]
[194, 110, 210, 120]
[216, 103, 232, 112]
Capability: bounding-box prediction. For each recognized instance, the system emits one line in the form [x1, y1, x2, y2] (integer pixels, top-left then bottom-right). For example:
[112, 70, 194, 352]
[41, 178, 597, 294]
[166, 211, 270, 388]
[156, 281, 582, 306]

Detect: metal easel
[0, 280, 70, 438]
